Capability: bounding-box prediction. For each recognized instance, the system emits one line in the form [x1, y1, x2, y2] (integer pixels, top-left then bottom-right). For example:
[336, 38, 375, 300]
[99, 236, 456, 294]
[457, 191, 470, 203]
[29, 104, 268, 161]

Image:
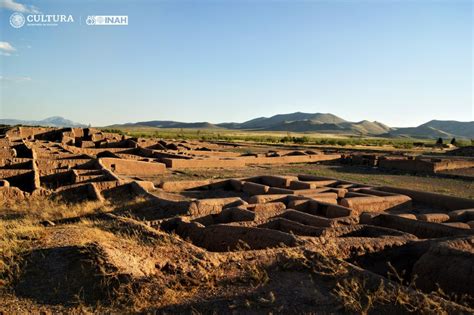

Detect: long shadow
[328, 164, 474, 181]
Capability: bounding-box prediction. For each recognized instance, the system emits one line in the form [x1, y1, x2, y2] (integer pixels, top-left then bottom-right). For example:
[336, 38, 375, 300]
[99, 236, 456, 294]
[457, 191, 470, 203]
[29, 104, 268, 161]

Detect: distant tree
[450, 138, 457, 145]
[436, 138, 443, 145]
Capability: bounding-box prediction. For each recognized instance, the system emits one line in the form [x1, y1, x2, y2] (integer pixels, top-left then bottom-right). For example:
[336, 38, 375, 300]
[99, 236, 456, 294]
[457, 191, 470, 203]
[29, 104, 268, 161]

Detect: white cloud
[0, 76, 32, 82]
[0, 0, 40, 14]
[0, 41, 16, 52]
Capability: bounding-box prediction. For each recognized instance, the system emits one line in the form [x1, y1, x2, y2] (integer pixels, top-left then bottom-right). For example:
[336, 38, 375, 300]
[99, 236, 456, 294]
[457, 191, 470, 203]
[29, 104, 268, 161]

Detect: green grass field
[100, 126, 471, 150]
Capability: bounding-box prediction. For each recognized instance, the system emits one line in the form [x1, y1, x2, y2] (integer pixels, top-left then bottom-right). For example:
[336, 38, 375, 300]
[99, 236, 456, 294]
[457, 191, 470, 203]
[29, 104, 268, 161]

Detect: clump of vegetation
[100, 128, 127, 136]
[0, 218, 42, 287]
[0, 197, 108, 221]
[104, 126, 444, 150]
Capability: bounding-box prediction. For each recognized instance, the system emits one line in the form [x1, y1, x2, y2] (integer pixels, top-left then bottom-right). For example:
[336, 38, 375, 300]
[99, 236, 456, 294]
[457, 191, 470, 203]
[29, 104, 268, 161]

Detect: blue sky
[0, 0, 472, 127]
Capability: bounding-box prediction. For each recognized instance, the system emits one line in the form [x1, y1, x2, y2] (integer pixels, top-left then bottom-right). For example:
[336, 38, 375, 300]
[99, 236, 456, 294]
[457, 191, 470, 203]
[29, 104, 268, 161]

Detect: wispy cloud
[0, 0, 40, 14]
[0, 41, 16, 57]
[0, 41, 16, 52]
[0, 75, 32, 82]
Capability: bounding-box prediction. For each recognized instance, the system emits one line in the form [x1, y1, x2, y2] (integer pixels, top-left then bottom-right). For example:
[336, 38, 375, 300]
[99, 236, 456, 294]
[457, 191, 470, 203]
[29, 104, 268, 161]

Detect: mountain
[110, 113, 473, 138]
[216, 112, 393, 135]
[0, 116, 86, 128]
[387, 120, 474, 139]
[4, 113, 471, 139]
[218, 112, 346, 130]
[419, 120, 474, 138]
[257, 119, 391, 135]
[115, 112, 392, 136]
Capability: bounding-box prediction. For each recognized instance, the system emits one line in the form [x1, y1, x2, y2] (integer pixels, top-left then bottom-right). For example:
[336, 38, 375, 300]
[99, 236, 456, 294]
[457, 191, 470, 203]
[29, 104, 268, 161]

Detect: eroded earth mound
[1, 127, 473, 313]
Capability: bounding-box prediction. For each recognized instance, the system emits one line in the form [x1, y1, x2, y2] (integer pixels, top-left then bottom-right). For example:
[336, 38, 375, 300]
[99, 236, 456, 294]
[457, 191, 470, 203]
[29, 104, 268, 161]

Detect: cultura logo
[9, 12, 74, 28]
[10, 12, 25, 28]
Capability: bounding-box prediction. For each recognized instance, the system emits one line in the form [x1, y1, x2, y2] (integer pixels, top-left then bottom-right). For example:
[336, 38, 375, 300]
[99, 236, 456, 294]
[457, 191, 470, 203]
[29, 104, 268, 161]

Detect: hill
[115, 112, 391, 135]
[387, 120, 474, 139]
[109, 112, 473, 138]
[4, 113, 472, 138]
[219, 112, 347, 130]
[0, 116, 86, 128]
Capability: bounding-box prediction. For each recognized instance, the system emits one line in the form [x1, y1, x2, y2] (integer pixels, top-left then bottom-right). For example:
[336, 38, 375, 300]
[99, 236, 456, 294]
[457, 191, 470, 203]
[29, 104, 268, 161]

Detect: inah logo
[86, 15, 128, 26]
[10, 12, 25, 28]
[86, 16, 96, 25]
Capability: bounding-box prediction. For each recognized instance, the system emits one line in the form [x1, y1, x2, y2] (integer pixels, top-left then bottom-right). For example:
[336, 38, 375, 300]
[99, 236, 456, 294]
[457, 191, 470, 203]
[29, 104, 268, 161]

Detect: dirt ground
[142, 163, 474, 199]
[1, 127, 473, 314]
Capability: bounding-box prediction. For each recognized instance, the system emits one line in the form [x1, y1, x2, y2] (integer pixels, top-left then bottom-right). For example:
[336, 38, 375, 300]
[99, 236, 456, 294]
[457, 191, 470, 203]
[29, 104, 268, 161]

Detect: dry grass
[0, 219, 42, 287]
[332, 262, 473, 315]
[0, 196, 150, 291]
[1, 193, 472, 313]
[333, 276, 452, 315]
[0, 197, 108, 221]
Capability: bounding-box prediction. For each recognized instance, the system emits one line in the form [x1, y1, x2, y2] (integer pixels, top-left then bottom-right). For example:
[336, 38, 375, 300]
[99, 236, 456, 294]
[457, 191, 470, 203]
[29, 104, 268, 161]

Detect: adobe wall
[0, 148, 16, 158]
[12, 142, 35, 158]
[378, 159, 435, 173]
[432, 159, 474, 172]
[240, 154, 341, 165]
[376, 186, 474, 211]
[99, 158, 166, 176]
[161, 153, 341, 169]
[371, 214, 474, 238]
[35, 159, 94, 171]
[161, 158, 246, 169]
[379, 157, 474, 174]
[3, 170, 38, 192]
[6, 127, 55, 139]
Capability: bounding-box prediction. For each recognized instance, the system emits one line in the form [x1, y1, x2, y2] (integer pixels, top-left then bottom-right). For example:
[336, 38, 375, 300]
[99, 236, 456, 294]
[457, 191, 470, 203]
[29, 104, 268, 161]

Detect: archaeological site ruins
[1, 126, 473, 313]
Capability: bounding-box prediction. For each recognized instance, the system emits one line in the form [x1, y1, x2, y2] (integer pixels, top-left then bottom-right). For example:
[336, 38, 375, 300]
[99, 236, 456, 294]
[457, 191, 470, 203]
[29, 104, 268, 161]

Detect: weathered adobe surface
[1, 127, 474, 312]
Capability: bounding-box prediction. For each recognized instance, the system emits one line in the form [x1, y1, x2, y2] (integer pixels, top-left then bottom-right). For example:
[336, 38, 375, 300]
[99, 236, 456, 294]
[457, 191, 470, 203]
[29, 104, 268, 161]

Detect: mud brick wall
[161, 158, 246, 169]
[432, 159, 474, 172]
[2, 170, 38, 192]
[99, 157, 166, 176]
[377, 186, 474, 211]
[35, 159, 94, 171]
[241, 154, 341, 165]
[12, 142, 35, 158]
[378, 158, 435, 173]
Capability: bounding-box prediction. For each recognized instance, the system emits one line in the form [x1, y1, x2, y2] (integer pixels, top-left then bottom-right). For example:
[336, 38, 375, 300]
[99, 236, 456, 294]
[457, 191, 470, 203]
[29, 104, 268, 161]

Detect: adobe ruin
[1, 126, 473, 312]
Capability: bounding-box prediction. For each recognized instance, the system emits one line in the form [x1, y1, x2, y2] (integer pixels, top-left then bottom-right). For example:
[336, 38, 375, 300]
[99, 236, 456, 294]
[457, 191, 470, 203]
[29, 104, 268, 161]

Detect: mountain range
[0, 116, 86, 128]
[114, 112, 473, 139]
[1, 113, 473, 139]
